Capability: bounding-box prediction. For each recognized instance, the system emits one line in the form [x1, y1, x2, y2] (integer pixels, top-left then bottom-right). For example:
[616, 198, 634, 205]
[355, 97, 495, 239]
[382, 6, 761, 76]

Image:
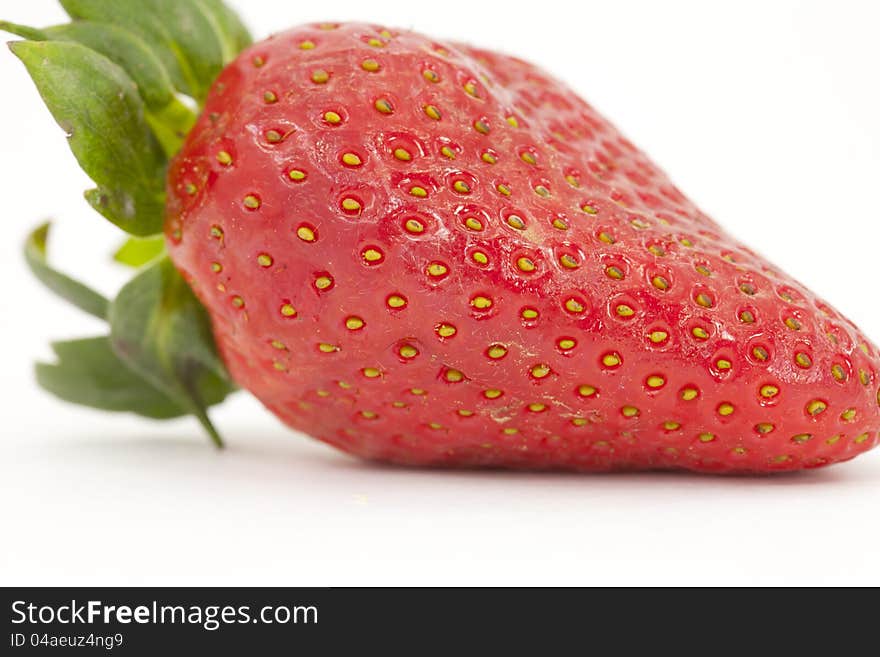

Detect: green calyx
[3, 0, 252, 446]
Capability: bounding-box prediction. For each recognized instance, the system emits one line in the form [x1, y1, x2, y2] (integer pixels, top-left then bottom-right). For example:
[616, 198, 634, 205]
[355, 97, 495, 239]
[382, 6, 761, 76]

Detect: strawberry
[5, 4, 880, 472]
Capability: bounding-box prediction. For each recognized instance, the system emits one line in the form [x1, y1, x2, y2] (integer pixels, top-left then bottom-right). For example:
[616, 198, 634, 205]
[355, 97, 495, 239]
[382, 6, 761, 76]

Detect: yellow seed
[316, 390, 330, 397]
[647, 375, 665, 389]
[399, 345, 418, 358]
[367, 37, 384, 48]
[393, 147, 411, 161]
[445, 369, 464, 382]
[341, 197, 362, 213]
[231, 296, 244, 308]
[792, 433, 812, 444]
[345, 317, 364, 330]
[465, 217, 483, 231]
[785, 317, 801, 331]
[410, 388, 426, 395]
[211, 262, 223, 273]
[311, 69, 329, 84]
[571, 418, 588, 427]
[484, 389, 503, 399]
[429, 422, 445, 431]
[471, 295, 493, 309]
[243, 194, 260, 209]
[558, 338, 576, 350]
[405, 218, 425, 234]
[426, 262, 448, 277]
[752, 346, 769, 361]
[564, 298, 584, 314]
[831, 364, 847, 381]
[528, 403, 547, 413]
[280, 304, 297, 317]
[739, 310, 755, 324]
[716, 359, 732, 370]
[457, 409, 473, 416]
[578, 385, 597, 397]
[598, 231, 615, 244]
[552, 218, 568, 230]
[663, 421, 681, 431]
[511, 257, 535, 272]
[496, 183, 511, 196]
[374, 98, 393, 114]
[299, 40, 316, 50]
[409, 186, 428, 197]
[361, 59, 380, 72]
[692, 327, 709, 340]
[288, 168, 307, 181]
[840, 408, 857, 422]
[860, 369, 871, 386]
[502, 427, 519, 436]
[718, 403, 735, 416]
[619, 406, 638, 418]
[424, 105, 442, 120]
[795, 352, 812, 368]
[318, 343, 338, 353]
[520, 151, 537, 165]
[474, 119, 490, 134]
[257, 254, 273, 267]
[695, 264, 712, 277]
[695, 292, 713, 308]
[760, 384, 779, 398]
[362, 248, 383, 262]
[681, 388, 699, 401]
[422, 69, 439, 82]
[616, 304, 635, 317]
[521, 308, 539, 320]
[471, 251, 488, 265]
[441, 146, 456, 159]
[296, 226, 316, 242]
[826, 434, 842, 445]
[605, 265, 624, 280]
[463, 81, 478, 97]
[323, 111, 342, 125]
[506, 115, 519, 128]
[756, 423, 775, 434]
[363, 367, 381, 378]
[453, 180, 471, 194]
[387, 295, 407, 308]
[581, 204, 598, 215]
[531, 364, 551, 379]
[314, 275, 333, 290]
[602, 353, 621, 368]
[263, 91, 277, 103]
[273, 360, 287, 372]
[698, 432, 716, 443]
[854, 433, 870, 444]
[534, 185, 550, 197]
[482, 152, 497, 164]
[506, 215, 525, 230]
[487, 345, 508, 359]
[338, 381, 352, 389]
[216, 150, 233, 165]
[651, 276, 669, 291]
[806, 400, 827, 416]
[559, 254, 579, 269]
[341, 152, 362, 166]
[679, 237, 694, 248]
[436, 323, 456, 338]
[649, 330, 669, 344]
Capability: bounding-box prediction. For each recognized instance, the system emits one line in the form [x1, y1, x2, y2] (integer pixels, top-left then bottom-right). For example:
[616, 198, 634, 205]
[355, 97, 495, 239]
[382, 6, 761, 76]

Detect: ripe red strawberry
[5, 5, 880, 472]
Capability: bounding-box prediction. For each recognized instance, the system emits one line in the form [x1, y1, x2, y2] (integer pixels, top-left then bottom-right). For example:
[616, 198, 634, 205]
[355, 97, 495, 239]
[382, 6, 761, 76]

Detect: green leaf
[108, 257, 235, 446]
[113, 235, 167, 267]
[198, 0, 252, 54]
[10, 39, 167, 236]
[60, 0, 233, 102]
[0, 20, 48, 41]
[36, 336, 187, 419]
[24, 222, 109, 320]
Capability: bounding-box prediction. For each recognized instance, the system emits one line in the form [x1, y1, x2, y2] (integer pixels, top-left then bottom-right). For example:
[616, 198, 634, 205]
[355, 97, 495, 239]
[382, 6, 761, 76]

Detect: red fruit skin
[166, 23, 880, 472]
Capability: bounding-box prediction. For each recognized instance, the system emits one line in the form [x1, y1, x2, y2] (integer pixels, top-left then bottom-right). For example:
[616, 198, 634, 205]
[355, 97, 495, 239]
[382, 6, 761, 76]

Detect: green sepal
[60, 0, 248, 102]
[10, 39, 167, 236]
[199, 0, 252, 53]
[36, 336, 188, 419]
[113, 235, 167, 268]
[109, 257, 236, 447]
[25, 222, 110, 320]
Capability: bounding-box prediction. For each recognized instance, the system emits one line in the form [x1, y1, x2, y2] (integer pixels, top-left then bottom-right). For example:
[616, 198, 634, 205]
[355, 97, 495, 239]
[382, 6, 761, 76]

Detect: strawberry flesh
[166, 23, 880, 472]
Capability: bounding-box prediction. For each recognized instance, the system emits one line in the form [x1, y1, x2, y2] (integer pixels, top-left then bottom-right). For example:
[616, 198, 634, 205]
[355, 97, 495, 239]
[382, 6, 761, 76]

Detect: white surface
[1, 0, 879, 586]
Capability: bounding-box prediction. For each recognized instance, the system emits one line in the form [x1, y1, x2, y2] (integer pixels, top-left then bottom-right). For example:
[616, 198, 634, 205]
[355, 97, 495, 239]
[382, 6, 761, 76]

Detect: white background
[1, 0, 879, 586]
